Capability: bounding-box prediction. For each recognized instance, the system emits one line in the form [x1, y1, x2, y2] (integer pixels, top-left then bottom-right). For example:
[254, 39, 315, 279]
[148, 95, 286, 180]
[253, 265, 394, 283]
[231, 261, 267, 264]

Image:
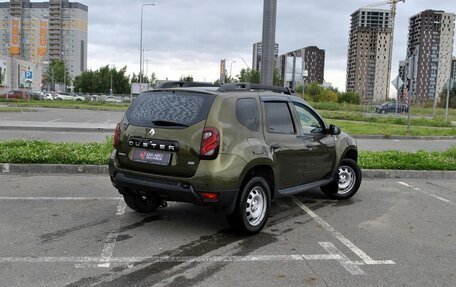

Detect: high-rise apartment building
[252, 42, 279, 72]
[0, 0, 87, 80]
[276, 46, 325, 88]
[396, 60, 407, 99]
[406, 10, 455, 104]
[346, 8, 392, 103]
[451, 57, 456, 80]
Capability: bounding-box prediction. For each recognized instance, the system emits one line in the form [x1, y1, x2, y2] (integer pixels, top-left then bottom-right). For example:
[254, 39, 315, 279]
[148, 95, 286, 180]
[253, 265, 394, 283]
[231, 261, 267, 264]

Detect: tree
[338, 91, 361, 105]
[74, 65, 131, 94]
[237, 68, 260, 83]
[305, 82, 324, 102]
[318, 89, 338, 103]
[44, 59, 71, 88]
[439, 83, 456, 109]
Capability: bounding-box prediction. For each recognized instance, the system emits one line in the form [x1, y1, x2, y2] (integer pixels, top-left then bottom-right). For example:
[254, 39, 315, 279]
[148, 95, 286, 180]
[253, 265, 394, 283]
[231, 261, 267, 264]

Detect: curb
[1, 163, 455, 179]
[353, 135, 456, 140]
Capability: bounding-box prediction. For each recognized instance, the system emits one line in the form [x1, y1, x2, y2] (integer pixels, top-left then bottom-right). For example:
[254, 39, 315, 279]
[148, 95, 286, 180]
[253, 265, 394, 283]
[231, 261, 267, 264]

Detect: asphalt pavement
[0, 174, 454, 286]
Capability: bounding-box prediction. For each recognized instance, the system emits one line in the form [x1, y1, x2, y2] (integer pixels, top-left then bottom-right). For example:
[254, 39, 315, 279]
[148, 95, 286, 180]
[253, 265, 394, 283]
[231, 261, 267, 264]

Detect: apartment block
[276, 46, 325, 88]
[252, 41, 279, 72]
[346, 8, 392, 104]
[406, 10, 455, 103]
[0, 0, 87, 80]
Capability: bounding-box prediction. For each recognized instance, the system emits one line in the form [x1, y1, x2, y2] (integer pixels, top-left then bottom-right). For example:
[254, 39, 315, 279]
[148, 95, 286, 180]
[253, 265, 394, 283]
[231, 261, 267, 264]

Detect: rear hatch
[116, 90, 216, 178]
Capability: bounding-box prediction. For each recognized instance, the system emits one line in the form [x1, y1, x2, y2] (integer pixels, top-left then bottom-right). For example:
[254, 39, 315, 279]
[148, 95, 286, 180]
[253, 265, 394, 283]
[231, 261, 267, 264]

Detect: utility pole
[445, 78, 452, 122]
[260, 0, 277, 86]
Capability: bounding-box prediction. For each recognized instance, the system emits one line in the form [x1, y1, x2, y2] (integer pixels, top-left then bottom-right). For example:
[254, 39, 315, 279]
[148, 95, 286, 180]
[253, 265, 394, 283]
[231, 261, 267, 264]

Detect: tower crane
[364, 0, 406, 99]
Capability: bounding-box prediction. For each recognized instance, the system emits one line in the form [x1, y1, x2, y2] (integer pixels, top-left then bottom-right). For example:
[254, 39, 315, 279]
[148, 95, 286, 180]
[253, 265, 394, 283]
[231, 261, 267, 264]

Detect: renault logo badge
[149, 128, 155, 137]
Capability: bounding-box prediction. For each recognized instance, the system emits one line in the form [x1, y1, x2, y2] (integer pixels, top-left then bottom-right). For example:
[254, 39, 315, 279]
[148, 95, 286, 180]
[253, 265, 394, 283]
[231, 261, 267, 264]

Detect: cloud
[67, 0, 455, 90]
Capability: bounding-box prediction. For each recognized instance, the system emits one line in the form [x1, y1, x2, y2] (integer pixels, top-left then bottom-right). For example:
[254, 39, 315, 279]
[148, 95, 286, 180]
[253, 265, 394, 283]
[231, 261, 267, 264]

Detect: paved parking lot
[0, 175, 455, 286]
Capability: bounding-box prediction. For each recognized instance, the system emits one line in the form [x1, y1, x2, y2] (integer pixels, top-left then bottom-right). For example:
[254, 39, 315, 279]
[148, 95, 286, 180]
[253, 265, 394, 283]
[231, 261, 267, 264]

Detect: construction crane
[364, 0, 405, 100]
[364, 0, 405, 18]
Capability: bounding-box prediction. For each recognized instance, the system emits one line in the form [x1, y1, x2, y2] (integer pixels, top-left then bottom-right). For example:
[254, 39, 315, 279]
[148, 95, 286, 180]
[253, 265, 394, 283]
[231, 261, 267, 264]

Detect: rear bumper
[111, 170, 238, 214]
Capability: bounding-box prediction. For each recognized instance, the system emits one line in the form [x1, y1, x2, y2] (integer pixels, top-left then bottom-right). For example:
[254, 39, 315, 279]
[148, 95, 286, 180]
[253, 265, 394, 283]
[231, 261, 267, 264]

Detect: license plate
[132, 149, 171, 165]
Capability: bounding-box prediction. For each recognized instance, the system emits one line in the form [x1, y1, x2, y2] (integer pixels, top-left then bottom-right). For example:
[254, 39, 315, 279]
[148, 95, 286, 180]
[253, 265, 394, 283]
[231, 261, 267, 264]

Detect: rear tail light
[199, 192, 219, 202]
[200, 127, 220, 160]
[113, 123, 121, 147]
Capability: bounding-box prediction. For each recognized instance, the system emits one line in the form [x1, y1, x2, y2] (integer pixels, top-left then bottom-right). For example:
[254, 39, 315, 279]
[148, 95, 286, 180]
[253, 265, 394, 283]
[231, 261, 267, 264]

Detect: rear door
[116, 91, 216, 178]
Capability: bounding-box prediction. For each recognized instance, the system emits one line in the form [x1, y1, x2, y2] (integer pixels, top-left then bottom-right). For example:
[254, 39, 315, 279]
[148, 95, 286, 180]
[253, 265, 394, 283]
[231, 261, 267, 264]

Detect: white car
[105, 96, 122, 103]
[43, 93, 54, 100]
[55, 92, 85, 101]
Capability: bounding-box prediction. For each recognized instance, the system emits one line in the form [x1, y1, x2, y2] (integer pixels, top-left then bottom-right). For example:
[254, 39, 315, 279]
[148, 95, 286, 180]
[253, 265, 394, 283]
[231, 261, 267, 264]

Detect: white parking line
[97, 200, 126, 268]
[320, 242, 364, 275]
[292, 196, 395, 266]
[398, 182, 455, 206]
[47, 118, 62, 122]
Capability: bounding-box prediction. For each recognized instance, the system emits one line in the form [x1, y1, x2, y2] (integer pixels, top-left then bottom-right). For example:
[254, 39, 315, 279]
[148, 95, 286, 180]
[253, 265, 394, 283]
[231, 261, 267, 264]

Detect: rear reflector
[200, 127, 220, 160]
[199, 192, 219, 201]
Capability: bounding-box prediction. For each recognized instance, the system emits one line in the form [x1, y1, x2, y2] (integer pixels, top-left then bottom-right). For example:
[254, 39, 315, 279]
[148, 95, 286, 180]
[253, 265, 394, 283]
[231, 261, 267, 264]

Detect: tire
[123, 192, 160, 213]
[381, 109, 386, 114]
[227, 177, 271, 234]
[321, 158, 362, 199]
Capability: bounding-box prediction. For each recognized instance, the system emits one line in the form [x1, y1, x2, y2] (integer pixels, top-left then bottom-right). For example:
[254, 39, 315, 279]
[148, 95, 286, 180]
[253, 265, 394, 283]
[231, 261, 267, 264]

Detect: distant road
[0, 107, 454, 151]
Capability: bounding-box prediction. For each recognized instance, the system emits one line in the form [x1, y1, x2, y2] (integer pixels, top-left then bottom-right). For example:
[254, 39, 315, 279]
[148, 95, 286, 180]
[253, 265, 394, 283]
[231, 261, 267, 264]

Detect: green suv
[109, 83, 362, 234]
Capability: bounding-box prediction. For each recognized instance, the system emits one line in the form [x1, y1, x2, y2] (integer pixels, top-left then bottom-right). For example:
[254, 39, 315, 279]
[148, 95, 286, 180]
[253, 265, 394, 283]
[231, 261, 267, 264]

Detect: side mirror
[329, 124, 341, 135]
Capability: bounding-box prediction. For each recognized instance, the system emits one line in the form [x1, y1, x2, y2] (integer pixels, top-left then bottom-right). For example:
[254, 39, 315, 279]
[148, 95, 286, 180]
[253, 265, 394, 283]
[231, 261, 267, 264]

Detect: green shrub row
[0, 140, 455, 170]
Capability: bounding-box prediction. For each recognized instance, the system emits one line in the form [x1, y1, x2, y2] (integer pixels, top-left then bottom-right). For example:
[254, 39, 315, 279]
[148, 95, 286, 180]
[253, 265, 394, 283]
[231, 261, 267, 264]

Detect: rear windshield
[126, 91, 215, 127]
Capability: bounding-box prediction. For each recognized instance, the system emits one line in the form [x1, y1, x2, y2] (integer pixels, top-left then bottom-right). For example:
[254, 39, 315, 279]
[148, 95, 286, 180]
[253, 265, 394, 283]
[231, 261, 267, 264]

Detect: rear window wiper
[151, 120, 189, 127]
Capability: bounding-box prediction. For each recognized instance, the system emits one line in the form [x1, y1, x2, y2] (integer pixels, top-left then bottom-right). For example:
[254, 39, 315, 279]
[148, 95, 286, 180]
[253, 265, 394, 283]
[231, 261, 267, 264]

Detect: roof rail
[155, 81, 219, 88]
[218, 82, 295, 95]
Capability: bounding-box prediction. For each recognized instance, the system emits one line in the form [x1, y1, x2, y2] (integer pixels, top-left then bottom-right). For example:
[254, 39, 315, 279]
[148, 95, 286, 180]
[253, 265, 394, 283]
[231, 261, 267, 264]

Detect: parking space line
[319, 242, 364, 275]
[97, 200, 126, 268]
[398, 181, 456, 206]
[291, 196, 395, 266]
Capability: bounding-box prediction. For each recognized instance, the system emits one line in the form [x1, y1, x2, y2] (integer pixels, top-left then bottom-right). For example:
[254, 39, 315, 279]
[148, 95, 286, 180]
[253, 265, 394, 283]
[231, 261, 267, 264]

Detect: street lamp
[140, 3, 155, 90]
[229, 60, 236, 79]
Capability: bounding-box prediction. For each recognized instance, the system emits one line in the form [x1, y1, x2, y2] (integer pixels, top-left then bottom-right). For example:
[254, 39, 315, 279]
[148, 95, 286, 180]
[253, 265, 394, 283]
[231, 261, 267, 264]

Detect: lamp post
[140, 3, 155, 91]
[110, 65, 114, 96]
[229, 60, 236, 80]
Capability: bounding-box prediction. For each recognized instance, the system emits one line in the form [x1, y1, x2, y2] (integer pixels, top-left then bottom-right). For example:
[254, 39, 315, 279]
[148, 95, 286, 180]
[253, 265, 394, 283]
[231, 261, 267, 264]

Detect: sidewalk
[0, 121, 115, 132]
[0, 163, 455, 179]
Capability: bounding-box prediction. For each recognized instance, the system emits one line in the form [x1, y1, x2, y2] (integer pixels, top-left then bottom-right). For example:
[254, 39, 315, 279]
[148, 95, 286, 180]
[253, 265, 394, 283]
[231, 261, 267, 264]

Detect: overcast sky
[80, 0, 455, 91]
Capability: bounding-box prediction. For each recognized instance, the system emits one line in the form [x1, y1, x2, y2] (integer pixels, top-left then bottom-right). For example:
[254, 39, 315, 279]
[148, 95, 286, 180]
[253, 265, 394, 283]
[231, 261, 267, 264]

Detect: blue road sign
[25, 71, 33, 79]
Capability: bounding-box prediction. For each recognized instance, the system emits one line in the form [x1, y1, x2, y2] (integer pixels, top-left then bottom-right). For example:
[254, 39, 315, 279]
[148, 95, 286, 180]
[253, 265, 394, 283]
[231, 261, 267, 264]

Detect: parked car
[55, 92, 85, 101]
[109, 83, 362, 234]
[105, 96, 122, 103]
[43, 93, 54, 100]
[0, 90, 29, 100]
[375, 101, 408, 114]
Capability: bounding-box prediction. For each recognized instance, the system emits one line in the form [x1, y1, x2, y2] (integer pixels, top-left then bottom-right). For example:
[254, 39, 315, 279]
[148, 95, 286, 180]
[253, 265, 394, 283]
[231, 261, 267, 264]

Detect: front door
[262, 100, 307, 189]
[292, 103, 336, 183]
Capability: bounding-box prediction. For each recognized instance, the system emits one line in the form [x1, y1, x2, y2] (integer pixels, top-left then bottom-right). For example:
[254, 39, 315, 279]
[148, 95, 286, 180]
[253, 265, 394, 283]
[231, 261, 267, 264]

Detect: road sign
[25, 71, 33, 79]
[392, 76, 403, 90]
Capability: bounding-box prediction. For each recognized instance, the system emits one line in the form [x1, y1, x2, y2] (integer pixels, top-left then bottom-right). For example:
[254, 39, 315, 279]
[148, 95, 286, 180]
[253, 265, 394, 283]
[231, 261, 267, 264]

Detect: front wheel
[227, 177, 271, 234]
[321, 158, 362, 199]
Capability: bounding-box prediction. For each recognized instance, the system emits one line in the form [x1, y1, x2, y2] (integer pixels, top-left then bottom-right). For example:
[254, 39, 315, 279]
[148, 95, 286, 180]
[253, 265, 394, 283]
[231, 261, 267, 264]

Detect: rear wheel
[321, 158, 362, 199]
[227, 177, 271, 234]
[123, 192, 160, 213]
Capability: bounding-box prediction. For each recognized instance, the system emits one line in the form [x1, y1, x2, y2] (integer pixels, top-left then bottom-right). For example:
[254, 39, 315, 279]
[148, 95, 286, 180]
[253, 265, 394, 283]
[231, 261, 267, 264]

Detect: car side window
[264, 102, 295, 134]
[236, 98, 259, 131]
[293, 103, 324, 134]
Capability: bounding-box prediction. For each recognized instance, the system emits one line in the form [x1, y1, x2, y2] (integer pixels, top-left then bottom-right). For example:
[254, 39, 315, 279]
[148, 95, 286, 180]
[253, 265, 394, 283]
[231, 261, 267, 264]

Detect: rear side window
[126, 92, 215, 127]
[264, 102, 295, 134]
[236, 98, 259, 131]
